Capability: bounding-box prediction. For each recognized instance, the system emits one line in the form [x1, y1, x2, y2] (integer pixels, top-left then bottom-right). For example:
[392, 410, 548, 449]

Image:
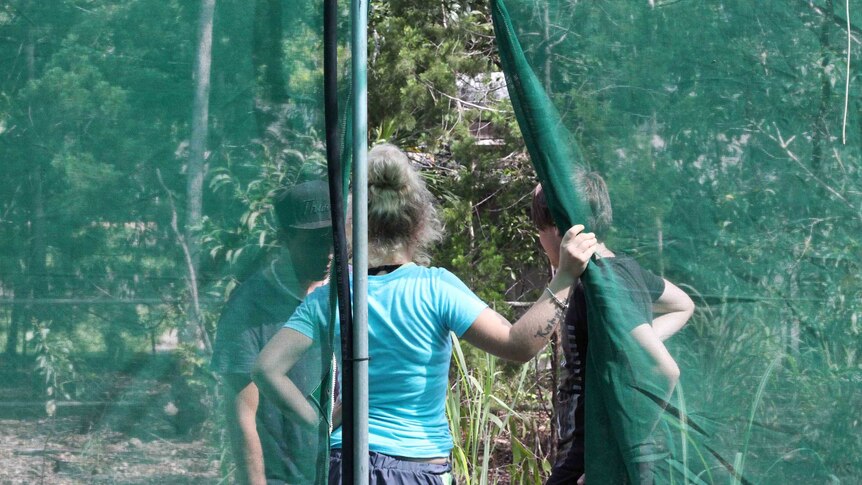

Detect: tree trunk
[26, 161, 48, 356]
[252, 0, 288, 145]
[5, 299, 21, 356]
[183, 0, 216, 349]
[811, 0, 833, 175]
[253, 0, 288, 106]
[7, 19, 47, 358]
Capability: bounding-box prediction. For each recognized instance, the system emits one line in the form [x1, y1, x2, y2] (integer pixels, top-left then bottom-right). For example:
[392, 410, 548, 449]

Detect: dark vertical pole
[322, 0, 355, 483]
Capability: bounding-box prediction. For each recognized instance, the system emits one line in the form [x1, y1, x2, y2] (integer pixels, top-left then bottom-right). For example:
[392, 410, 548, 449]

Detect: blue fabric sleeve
[434, 269, 488, 337]
[284, 285, 329, 340]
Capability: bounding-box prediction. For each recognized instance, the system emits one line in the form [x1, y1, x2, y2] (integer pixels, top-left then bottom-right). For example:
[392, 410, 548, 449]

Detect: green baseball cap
[275, 180, 332, 230]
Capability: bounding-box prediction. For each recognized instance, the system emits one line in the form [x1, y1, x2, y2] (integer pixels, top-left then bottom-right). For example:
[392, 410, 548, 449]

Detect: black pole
[323, 0, 356, 483]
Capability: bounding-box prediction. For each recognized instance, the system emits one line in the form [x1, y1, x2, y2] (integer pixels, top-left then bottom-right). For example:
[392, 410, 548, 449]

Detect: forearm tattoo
[533, 304, 566, 339]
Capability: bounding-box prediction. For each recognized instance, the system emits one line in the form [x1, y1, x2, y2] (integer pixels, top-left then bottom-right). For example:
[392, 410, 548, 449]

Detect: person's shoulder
[226, 269, 274, 299]
[222, 270, 286, 314]
[421, 265, 465, 283]
[384, 262, 436, 279]
[604, 253, 649, 274]
[387, 264, 471, 292]
[385, 264, 460, 293]
[620, 255, 660, 278]
[421, 264, 447, 275]
[603, 254, 664, 294]
[606, 252, 637, 266]
[304, 281, 332, 302]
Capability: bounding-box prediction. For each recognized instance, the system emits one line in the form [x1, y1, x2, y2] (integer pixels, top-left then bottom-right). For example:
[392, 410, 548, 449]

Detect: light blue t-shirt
[284, 263, 488, 458]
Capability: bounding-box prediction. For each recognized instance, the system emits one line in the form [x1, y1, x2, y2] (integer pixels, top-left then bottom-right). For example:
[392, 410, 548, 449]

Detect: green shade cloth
[492, 0, 861, 483]
[492, 1, 673, 482]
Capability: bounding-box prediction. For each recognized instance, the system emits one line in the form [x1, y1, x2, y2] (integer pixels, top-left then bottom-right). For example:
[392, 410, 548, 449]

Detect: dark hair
[530, 172, 613, 240]
[531, 184, 555, 231]
[367, 144, 442, 264]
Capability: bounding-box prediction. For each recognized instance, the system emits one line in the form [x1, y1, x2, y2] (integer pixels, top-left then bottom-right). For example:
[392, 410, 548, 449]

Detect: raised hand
[557, 224, 598, 278]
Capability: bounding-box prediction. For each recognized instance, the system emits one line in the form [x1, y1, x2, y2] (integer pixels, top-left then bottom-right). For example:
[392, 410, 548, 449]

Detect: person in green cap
[211, 179, 332, 485]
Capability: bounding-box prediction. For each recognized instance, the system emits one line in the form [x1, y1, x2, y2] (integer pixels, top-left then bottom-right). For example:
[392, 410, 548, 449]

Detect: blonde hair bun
[366, 144, 442, 264]
[369, 144, 411, 216]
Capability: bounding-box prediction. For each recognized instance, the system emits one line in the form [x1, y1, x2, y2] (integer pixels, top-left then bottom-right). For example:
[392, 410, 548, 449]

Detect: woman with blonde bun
[254, 143, 596, 485]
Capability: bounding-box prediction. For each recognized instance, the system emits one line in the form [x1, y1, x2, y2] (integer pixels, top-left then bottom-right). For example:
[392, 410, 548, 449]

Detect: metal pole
[351, 0, 369, 481]
[322, 0, 356, 481]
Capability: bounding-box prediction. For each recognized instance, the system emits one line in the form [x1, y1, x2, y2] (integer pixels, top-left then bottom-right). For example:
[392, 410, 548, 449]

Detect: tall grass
[444, 285, 861, 483]
[447, 334, 548, 484]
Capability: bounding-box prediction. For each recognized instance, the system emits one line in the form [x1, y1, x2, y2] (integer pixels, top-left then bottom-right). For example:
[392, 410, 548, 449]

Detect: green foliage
[430, 143, 544, 317]
[368, 0, 497, 146]
[508, 422, 550, 485]
[167, 343, 217, 436]
[28, 320, 80, 415]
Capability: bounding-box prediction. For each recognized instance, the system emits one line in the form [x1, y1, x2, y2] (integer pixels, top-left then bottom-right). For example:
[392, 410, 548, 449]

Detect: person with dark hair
[254, 144, 597, 485]
[211, 180, 332, 485]
[532, 175, 695, 485]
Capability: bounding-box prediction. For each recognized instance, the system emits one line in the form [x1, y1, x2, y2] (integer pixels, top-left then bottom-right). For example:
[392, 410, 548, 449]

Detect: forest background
[1, 0, 860, 483]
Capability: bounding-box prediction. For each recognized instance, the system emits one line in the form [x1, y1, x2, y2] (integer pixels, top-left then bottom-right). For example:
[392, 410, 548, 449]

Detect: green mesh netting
[2, 0, 861, 484]
[1, 1, 349, 483]
[493, 0, 861, 483]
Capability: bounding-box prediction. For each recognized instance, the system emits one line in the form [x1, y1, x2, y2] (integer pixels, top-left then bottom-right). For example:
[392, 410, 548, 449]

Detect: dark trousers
[328, 450, 453, 485]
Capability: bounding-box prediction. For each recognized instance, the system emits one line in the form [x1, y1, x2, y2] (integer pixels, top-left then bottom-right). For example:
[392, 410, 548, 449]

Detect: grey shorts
[328, 450, 453, 485]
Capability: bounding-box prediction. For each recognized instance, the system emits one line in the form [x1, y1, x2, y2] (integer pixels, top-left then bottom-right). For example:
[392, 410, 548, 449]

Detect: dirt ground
[0, 413, 539, 485]
[0, 361, 224, 484]
[0, 415, 221, 484]
[0, 361, 548, 484]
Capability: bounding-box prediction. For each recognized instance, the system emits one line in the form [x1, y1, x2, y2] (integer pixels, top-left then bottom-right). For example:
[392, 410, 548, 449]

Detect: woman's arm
[651, 280, 695, 341]
[461, 225, 596, 363]
[461, 274, 572, 363]
[252, 328, 319, 427]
